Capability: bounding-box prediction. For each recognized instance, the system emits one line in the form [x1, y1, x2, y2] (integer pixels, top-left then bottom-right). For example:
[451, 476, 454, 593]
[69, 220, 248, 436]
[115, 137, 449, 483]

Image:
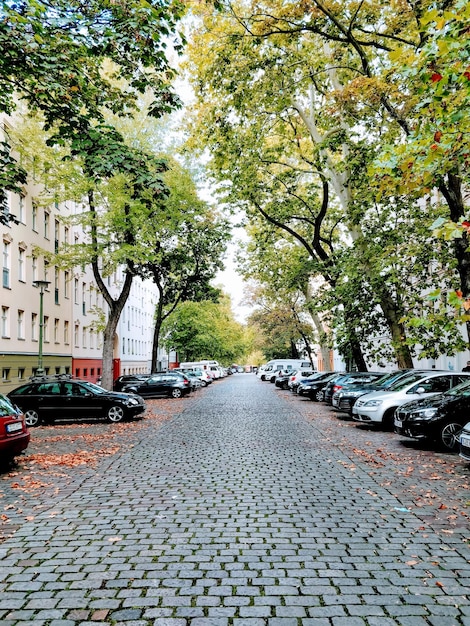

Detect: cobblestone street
[1, 373, 470, 626]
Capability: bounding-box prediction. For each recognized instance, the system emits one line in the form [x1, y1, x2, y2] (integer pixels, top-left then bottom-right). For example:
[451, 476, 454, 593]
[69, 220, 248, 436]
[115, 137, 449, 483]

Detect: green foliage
[161, 296, 248, 365]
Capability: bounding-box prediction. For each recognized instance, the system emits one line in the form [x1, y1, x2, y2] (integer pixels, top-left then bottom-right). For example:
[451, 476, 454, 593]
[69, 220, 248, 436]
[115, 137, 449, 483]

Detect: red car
[0, 394, 30, 465]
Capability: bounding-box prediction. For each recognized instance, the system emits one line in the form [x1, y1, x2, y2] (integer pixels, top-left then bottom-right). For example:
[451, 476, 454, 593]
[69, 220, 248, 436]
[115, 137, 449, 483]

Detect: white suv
[352, 371, 470, 428]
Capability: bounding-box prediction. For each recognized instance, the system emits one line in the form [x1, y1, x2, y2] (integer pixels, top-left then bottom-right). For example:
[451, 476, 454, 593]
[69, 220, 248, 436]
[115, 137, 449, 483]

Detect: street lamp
[33, 280, 50, 376]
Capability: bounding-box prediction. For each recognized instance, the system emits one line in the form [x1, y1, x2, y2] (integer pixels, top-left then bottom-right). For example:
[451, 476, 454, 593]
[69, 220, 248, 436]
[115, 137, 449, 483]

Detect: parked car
[122, 371, 192, 398]
[324, 371, 384, 405]
[290, 371, 334, 393]
[297, 372, 343, 401]
[274, 369, 303, 389]
[352, 371, 470, 429]
[286, 368, 316, 391]
[0, 394, 30, 463]
[180, 370, 203, 391]
[332, 369, 418, 415]
[394, 379, 470, 451]
[113, 374, 150, 391]
[459, 421, 470, 461]
[8, 376, 146, 427]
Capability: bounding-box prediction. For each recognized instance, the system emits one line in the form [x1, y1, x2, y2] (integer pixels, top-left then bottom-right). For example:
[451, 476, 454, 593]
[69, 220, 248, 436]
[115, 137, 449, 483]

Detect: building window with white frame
[18, 247, 25, 282]
[54, 318, 59, 343]
[32, 255, 37, 283]
[18, 195, 25, 223]
[43, 315, 49, 342]
[32, 203, 37, 231]
[44, 210, 50, 239]
[17, 309, 24, 340]
[54, 267, 59, 304]
[1, 306, 9, 337]
[64, 270, 69, 298]
[64, 320, 69, 344]
[82, 326, 87, 348]
[74, 324, 79, 347]
[31, 312, 37, 341]
[74, 277, 79, 304]
[2, 240, 10, 288]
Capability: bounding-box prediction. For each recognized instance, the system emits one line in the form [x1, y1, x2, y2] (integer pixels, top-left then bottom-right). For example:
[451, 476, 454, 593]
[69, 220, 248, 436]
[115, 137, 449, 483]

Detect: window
[54, 267, 59, 304]
[64, 271, 69, 298]
[64, 226, 69, 244]
[54, 318, 59, 343]
[31, 313, 37, 341]
[82, 282, 86, 315]
[3, 240, 10, 288]
[43, 315, 49, 342]
[18, 247, 25, 282]
[18, 196, 25, 223]
[32, 203, 37, 231]
[17, 310, 24, 339]
[64, 320, 69, 344]
[1, 306, 9, 337]
[54, 219, 59, 252]
[74, 278, 79, 304]
[44, 210, 50, 238]
[2, 368, 10, 382]
[82, 326, 87, 348]
[74, 324, 79, 347]
[32, 255, 37, 283]
[18, 367, 25, 380]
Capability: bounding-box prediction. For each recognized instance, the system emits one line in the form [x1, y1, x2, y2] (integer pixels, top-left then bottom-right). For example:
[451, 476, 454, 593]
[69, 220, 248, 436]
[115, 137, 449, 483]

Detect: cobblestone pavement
[1, 374, 470, 626]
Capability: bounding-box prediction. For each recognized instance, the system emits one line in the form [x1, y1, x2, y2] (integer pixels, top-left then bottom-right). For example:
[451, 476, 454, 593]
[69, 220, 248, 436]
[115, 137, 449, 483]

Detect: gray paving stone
[1, 375, 470, 626]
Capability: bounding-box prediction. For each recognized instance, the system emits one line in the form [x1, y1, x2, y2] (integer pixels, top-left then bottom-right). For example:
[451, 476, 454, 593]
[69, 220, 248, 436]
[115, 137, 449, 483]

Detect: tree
[183, 0, 467, 367]
[161, 295, 247, 365]
[0, 0, 186, 220]
[134, 160, 231, 371]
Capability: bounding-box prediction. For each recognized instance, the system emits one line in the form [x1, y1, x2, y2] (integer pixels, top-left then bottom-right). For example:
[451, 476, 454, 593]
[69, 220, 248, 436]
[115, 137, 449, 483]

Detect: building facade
[1, 114, 160, 393]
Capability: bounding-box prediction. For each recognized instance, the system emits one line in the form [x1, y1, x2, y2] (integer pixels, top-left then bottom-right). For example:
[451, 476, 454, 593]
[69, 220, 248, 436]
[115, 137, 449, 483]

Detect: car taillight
[333, 384, 342, 392]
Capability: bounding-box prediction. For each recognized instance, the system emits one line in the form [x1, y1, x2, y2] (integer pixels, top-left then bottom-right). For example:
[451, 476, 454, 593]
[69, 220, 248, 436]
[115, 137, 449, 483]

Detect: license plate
[460, 435, 470, 447]
[394, 418, 402, 428]
[6, 421, 23, 433]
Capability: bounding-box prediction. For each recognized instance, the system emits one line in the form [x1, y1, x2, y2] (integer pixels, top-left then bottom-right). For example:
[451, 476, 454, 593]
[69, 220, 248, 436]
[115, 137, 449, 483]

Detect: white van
[258, 359, 313, 381]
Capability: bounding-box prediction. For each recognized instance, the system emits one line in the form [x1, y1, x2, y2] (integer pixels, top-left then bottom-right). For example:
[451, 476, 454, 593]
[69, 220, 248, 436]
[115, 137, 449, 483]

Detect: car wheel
[282, 382, 289, 390]
[200, 380, 207, 387]
[24, 409, 41, 427]
[107, 405, 125, 423]
[382, 408, 396, 430]
[171, 388, 183, 398]
[438, 421, 463, 451]
[313, 389, 324, 402]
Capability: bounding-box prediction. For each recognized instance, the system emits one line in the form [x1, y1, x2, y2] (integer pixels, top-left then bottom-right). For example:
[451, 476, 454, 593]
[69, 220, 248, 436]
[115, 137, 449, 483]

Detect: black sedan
[297, 372, 341, 402]
[394, 379, 470, 451]
[122, 372, 191, 398]
[8, 377, 146, 427]
[323, 371, 384, 405]
[113, 374, 150, 391]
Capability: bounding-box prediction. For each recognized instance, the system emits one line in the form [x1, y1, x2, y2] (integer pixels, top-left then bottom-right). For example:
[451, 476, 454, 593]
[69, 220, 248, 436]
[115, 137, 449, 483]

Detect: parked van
[258, 359, 313, 381]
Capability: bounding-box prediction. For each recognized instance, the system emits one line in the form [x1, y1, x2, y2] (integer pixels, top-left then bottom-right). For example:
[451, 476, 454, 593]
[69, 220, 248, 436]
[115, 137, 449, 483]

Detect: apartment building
[1, 115, 159, 393]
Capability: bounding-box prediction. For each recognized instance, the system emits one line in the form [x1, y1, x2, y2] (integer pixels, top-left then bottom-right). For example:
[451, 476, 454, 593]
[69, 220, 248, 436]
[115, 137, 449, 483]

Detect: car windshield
[387, 373, 427, 391]
[444, 379, 470, 397]
[80, 381, 107, 394]
[0, 395, 16, 416]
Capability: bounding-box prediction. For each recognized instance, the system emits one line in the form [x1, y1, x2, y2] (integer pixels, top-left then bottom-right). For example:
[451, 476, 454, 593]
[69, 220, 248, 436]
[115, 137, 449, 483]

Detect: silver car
[352, 371, 470, 428]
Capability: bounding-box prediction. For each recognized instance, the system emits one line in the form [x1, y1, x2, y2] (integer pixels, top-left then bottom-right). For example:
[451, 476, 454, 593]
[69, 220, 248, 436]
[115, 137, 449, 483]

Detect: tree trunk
[440, 174, 470, 346]
[151, 293, 164, 373]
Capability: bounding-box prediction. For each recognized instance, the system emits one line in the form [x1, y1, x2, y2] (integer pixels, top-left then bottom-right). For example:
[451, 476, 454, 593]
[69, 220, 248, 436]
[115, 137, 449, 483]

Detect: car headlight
[125, 397, 139, 406]
[349, 390, 366, 398]
[364, 399, 383, 407]
[409, 408, 438, 420]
